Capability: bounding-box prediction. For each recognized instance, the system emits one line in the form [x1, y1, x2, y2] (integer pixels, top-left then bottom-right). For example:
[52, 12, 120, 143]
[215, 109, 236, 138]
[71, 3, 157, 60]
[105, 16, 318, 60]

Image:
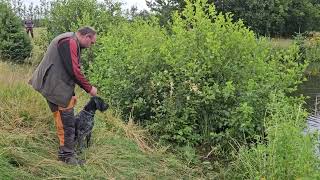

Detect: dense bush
[295, 32, 320, 75]
[89, 0, 306, 150]
[46, 0, 123, 39]
[306, 32, 320, 63]
[229, 92, 319, 179]
[39, 0, 124, 68]
[0, 1, 32, 62]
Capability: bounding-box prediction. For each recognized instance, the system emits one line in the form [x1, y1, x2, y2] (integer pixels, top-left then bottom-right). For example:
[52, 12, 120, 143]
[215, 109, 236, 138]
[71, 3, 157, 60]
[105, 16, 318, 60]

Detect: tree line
[6, 0, 319, 37]
[147, 0, 320, 37]
[5, 0, 51, 27]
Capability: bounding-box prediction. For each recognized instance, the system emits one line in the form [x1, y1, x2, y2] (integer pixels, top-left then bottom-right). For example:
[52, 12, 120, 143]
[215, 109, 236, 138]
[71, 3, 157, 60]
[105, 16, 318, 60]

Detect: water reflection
[296, 74, 320, 113]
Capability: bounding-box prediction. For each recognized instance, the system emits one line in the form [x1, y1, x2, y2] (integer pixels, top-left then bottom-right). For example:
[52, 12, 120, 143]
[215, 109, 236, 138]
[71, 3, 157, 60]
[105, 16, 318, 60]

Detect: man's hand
[89, 86, 98, 96]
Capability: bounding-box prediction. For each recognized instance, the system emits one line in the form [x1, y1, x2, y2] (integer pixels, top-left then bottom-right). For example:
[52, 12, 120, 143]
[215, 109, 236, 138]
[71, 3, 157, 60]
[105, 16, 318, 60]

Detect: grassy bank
[270, 38, 293, 48]
[0, 61, 206, 179]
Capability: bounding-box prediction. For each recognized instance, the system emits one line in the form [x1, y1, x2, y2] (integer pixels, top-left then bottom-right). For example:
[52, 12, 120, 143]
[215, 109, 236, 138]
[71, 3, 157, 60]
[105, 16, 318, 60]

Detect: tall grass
[228, 93, 320, 179]
[270, 38, 293, 49]
[0, 62, 205, 179]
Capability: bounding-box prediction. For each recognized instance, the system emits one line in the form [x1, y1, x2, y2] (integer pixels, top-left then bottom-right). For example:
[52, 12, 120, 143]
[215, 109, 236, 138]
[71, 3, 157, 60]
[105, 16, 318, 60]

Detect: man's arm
[57, 38, 93, 93]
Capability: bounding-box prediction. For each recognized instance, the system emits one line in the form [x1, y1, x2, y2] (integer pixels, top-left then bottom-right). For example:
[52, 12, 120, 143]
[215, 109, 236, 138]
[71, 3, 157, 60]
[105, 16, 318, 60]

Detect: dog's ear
[94, 97, 108, 112]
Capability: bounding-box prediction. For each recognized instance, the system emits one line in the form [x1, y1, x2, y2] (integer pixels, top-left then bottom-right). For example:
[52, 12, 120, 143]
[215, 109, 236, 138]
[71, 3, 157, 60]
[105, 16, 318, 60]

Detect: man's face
[81, 34, 96, 48]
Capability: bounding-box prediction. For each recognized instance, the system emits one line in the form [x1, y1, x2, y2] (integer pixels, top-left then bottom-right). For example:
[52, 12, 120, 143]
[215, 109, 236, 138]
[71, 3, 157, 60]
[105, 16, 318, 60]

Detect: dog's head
[84, 96, 108, 112]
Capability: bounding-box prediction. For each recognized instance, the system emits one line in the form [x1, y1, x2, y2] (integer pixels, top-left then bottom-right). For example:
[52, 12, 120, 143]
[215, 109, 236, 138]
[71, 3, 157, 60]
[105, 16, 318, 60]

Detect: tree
[33, 5, 40, 26]
[27, 2, 33, 19]
[125, 5, 152, 20]
[147, 0, 320, 36]
[146, 0, 185, 26]
[47, 0, 122, 38]
[0, 1, 32, 62]
[285, 0, 320, 34]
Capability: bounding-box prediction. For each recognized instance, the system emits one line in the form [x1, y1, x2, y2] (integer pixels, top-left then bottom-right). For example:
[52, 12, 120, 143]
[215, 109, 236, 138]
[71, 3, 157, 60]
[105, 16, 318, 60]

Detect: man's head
[76, 26, 97, 48]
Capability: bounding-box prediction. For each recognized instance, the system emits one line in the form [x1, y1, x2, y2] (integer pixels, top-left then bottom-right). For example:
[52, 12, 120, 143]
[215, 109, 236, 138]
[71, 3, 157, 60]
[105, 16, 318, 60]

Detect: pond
[296, 74, 320, 114]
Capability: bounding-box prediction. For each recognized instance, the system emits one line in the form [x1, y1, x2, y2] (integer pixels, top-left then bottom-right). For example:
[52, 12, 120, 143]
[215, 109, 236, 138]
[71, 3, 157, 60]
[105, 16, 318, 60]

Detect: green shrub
[306, 33, 320, 63]
[228, 92, 320, 179]
[46, 0, 122, 39]
[0, 1, 32, 62]
[89, 0, 306, 150]
[295, 32, 320, 75]
[42, 0, 124, 69]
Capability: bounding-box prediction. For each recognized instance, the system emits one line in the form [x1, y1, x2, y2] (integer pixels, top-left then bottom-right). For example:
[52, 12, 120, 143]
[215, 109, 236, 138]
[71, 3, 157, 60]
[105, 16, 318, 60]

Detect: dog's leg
[78, 134, 84, 153]
[74, 116, 81, 153]
[74, 116, 80, 142]
[86, 133, 92, 148]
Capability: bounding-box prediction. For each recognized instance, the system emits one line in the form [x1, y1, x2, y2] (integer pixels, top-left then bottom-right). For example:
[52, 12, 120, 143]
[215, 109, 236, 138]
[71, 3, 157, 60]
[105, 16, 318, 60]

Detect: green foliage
[46, 0, 123, 39]
[89, 0, 306, 150]
[0, 1, 32, 62]
[306, 33, 320, 63]
[42, 0, 125, 69]
[146, 0, 186, 26]
[0, 62, 205, 179]
[218, 0, 320, 36]
[228, 92, 320, 179]
[148, 0, 320, 36]
[295, 32, 320, 75]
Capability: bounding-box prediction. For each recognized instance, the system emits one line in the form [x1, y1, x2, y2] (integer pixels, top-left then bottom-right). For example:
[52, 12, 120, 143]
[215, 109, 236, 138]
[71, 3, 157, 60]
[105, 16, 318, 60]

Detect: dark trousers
[26, 28, 33, 38]
[47, 97, 77, 159]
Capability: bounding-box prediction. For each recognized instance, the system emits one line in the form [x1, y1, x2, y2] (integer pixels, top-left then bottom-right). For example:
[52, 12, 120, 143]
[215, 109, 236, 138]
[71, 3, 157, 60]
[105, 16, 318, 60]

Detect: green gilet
[29, 32, 80, 107]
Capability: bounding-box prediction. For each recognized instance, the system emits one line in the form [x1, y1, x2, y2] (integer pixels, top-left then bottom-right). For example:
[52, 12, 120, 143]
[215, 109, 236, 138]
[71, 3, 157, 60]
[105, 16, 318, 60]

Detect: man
[29, 27, 98, 165]
[24, 18, 34, 38]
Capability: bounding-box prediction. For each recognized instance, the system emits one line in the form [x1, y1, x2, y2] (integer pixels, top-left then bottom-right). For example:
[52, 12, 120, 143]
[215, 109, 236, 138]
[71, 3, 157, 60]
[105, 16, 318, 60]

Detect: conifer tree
[0, 1, 32, 62]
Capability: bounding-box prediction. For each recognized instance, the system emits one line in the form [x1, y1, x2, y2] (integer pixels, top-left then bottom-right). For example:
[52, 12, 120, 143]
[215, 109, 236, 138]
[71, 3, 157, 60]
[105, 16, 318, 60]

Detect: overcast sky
[22, 0, 149, 11]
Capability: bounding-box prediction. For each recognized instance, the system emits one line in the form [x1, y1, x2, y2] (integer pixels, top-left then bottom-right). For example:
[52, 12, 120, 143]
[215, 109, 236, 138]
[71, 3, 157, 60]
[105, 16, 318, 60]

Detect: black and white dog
[75, 96, 108, 152]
